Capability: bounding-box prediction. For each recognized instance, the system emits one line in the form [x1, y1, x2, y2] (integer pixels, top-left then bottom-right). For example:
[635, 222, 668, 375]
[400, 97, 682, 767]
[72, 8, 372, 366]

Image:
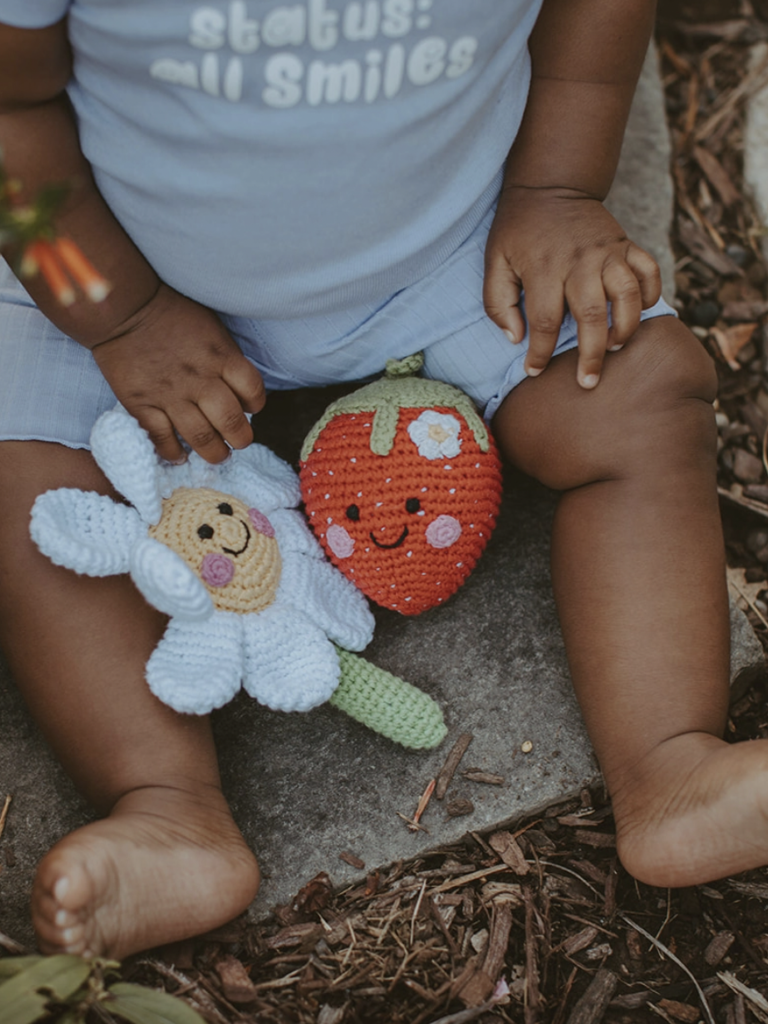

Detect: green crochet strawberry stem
[330, 646, 447, 750]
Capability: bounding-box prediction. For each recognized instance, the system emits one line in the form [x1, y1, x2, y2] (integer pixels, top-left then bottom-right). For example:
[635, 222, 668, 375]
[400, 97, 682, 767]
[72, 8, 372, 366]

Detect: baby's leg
[0, 441, 259, 958]
[494, 317, 768, 887]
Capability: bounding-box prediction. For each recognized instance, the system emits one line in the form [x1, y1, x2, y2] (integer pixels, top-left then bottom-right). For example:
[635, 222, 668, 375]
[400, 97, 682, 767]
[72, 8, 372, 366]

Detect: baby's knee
[624, 317, 718, 411]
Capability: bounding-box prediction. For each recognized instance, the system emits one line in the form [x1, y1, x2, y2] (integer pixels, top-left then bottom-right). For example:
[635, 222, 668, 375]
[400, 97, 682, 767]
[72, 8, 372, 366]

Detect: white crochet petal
[276, 552, 374, 652]
[130, 538, 213, 620]
[241, 605, 340, 711]
[270, 508, 324, 558]
[217, 444, 301, 512]
[146, 614, 243, 714]
[90, 407, 163, 524]
[30, 489, 143, 577]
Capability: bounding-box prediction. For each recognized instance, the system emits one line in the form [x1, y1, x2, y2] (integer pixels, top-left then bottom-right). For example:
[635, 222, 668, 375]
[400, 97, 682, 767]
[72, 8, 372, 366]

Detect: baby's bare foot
[614, 733, 768, 888]
[31, 784, 259, 959]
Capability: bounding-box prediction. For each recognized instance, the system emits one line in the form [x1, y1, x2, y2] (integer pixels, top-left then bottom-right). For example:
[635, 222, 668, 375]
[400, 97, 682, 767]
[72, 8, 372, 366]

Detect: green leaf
[106, 984, 206, 1024]
[0, 958, 47, 981]
[0, 956, 90, 1024]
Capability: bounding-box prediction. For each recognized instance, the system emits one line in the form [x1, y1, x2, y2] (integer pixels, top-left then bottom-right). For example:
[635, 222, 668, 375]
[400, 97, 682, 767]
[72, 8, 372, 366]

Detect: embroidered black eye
[218, 502, 233, 516]
[346, 504, 360, 521]
[197, 524, 214, 540]
[405, 498, 421, 513]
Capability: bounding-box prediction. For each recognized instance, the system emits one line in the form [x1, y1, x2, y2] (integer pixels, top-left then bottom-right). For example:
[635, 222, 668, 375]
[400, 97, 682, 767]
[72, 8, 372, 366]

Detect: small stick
[435, 733, 473, 799]
[408, 778, 436, 832]
[410, 877, 428, 946]
[0, 795, 11, 841]
[396, 812, 429, 834]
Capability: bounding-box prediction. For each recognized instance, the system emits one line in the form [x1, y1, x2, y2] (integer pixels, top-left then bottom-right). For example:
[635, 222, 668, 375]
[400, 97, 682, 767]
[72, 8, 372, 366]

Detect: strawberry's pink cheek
[426, 515, 462, 549]
[327, 524, 355, 559]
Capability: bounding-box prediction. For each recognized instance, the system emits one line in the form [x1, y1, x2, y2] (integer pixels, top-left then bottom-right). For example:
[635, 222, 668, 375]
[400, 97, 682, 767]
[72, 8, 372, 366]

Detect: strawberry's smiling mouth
[370, 526, 409, 550]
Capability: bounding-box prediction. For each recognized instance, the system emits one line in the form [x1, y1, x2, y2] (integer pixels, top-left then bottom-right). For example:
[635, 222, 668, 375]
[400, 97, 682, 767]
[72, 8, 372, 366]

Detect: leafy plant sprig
[0, 954, 206, 1024]
[0, 149, 110, 305]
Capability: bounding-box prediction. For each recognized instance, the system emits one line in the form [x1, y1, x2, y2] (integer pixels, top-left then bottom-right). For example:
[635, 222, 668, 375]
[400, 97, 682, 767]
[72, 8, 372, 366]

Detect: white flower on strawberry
[407, 411, 462, 460]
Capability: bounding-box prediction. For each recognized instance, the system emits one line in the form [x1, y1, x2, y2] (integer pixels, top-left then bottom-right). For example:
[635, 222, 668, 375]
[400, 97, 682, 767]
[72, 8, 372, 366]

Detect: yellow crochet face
[148, 487, 282, 613]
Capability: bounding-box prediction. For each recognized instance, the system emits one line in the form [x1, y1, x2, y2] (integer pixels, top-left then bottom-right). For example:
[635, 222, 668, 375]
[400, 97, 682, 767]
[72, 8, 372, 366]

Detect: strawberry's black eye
[197, 524, 214, 539]
[346, 504, 360, 521]
[405, 498, 421, 513]
[218, 502, 234, 516]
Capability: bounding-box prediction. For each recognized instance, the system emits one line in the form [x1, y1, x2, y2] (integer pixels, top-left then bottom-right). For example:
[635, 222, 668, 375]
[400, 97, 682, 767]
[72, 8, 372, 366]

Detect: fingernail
[55, 910, 71, 927]
[525, 365, 543, 378]
[54, 877, 69, 901]
[581, 374, 600, 389]
[607, 344, 624, 352]
[63, 927, 78, 944]
[504, 329, 519, 344]
[170, 456, 187, 466]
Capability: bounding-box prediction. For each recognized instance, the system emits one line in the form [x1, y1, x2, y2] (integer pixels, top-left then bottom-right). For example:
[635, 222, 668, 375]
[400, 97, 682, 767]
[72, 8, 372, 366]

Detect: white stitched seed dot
[476, 463, 480, 468]
[327, 517, 333, 524]
[350, 458, 356, 463]
[376, 502, 383, 507]
[444, 465, 452, 470]
[324, 494, 330, 499]
[449, 488, 456, 494]
[418, 510, 425, 516]
[357, 491, 363, 497]
[421, 487, 428, 492]
[365, 547, 370, 552]
[312, 471, 317, 477]
[405, 596, 412, 602]
[391, 584, 396, 589]
[407, 551, 413, 557]
[386, 478, 392, 483]
[456, 562, 463, 568]
[329, 470, 334, 475]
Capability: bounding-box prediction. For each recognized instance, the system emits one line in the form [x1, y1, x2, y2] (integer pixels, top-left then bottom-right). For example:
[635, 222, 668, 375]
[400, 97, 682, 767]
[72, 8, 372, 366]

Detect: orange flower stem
[24, 240, 76, 306]
[54, 236, 111, 302]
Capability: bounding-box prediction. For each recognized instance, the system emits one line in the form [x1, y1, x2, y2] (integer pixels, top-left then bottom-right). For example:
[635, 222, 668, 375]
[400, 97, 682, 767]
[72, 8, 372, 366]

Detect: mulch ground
[5, 3, 768, 1022]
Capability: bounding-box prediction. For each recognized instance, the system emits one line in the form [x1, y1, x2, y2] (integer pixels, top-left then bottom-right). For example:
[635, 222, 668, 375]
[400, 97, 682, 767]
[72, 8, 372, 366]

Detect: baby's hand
[90, 284, 265, 463]
[484, 186, 661, 388]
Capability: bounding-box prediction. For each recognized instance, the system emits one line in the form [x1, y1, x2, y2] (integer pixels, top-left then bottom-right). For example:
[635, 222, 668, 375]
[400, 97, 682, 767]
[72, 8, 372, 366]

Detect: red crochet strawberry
[299, 355, 503, 615]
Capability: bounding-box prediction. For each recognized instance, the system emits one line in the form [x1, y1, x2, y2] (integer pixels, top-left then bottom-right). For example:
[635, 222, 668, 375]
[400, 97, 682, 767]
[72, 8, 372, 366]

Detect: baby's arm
[484, 0, 662, 388]
[0, 20, 265, 463]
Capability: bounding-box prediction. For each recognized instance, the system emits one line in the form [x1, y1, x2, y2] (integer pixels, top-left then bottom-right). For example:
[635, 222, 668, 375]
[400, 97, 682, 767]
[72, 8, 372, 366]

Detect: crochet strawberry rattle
[300, 354, 503, 615]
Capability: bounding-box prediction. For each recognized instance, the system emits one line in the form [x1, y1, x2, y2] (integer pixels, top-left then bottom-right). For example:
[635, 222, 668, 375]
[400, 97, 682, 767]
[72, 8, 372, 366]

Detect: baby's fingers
[602, 259, 643, 353]
[223, 353, 267, 416]
[483, 253, 526, 345]
[565, 270, 610, 389]
[522, 289, 565, 379]
[198, 380, 255, 452]
[626, 243, 662, 310]
[135, 407, 187, 464]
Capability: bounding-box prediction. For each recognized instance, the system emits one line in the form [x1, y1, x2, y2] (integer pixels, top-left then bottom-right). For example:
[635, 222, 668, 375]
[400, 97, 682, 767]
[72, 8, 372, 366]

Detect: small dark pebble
[446, 798, 474, 817]
[746, 528, 768, 555]
[725, 244, 751, 268]
[692, 299, 721, 328]
[745, 566, 766, 583]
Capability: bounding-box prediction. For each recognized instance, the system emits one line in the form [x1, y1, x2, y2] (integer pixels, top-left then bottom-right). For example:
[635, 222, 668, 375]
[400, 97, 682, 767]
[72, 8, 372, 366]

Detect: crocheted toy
[300, 354, 503, 615]
[30, 406, 447, 749]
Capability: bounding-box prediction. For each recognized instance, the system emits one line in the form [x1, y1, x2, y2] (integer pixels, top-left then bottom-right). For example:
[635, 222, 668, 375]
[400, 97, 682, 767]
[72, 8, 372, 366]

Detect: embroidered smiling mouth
[370, 526, 409, 550]
[222, 521, 251, 557]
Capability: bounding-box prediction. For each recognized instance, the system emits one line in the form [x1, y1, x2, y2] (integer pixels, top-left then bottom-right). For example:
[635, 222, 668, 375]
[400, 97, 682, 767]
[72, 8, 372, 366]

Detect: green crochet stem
[330, 646, 447, 750]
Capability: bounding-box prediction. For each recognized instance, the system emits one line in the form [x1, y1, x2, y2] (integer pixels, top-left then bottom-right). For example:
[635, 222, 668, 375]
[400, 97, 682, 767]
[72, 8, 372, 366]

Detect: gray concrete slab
[2, 44, 763, 949]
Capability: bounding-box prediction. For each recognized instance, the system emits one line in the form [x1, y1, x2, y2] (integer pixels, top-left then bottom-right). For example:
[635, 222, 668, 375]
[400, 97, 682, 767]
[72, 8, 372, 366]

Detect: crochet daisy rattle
[30, 405, 447, 749]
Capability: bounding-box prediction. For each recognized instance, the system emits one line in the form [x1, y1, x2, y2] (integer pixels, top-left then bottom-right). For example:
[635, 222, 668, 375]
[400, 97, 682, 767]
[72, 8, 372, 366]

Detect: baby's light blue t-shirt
[1, 1, 542, 318]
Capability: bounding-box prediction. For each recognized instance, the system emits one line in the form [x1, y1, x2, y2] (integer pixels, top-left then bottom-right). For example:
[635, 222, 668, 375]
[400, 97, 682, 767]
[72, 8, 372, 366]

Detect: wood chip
[565, 968, 618, 1024]
[657, 999, 702, 1023]
[214, 955, 260, 1004]
[693, 144, 741, 206]
[461, 769, 505, 786]
[446, 798, 475, 817]
[562, 925, 599, 957]
[435, 733, 473, 799]
[573, 830, 616, 848]
[339, 851, 365, 870]
[488, 831, 530, 876]
[678, 216, 744, 275]
[704, 930, 736, 966]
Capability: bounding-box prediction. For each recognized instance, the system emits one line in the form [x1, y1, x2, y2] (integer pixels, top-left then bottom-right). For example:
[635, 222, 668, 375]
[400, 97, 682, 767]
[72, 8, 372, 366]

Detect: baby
[1, 0, 764, 960]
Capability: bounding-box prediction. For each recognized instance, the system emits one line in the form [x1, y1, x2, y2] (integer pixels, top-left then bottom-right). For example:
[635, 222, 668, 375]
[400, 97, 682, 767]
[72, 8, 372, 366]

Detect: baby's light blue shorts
[0, 207, 675, 450]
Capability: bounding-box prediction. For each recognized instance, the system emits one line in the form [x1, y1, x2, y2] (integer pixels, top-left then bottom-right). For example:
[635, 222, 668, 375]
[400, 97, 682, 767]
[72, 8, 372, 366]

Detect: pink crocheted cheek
[200, 552, 235, 587]
[327, 524, 355, 559]
[425, 515, 462, 549]
[248, 508, 275, 538]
